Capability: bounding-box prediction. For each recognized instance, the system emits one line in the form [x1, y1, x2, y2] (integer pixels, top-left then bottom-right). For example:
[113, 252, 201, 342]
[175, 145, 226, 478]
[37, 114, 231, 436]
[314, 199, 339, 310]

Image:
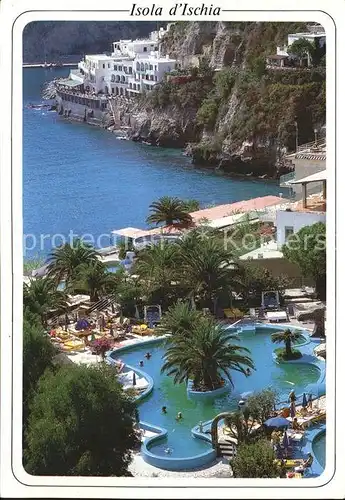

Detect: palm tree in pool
[146, 196, 194, 228]
[47, 239, 100, 286]
[271, 328, 304, 358]
[73, 261, 117, 302]
[23, 277, 68, 326]
[161, 316, 254, 391]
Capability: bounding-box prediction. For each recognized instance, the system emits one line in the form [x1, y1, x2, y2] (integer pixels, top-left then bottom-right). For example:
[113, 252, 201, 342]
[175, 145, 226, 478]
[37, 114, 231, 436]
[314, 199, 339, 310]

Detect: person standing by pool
[307, 393, 313, 410]
[289, 389, 296, 414]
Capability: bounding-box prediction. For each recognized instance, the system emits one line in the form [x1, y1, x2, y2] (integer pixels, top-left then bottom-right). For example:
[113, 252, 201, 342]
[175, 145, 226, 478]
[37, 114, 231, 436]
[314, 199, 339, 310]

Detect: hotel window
[119, 66, 122, 71]
[129, 67, 132, 74]
[108, 63, 110, 68]
[149, 64, 153, 70]
[114, 65, 117, 70]
[155, 65, 157, 71]
[155, 75, 158, 81]
[143, 46, 147, 52]
[103, 64, 105, 69]
[284, 226, 294, 242]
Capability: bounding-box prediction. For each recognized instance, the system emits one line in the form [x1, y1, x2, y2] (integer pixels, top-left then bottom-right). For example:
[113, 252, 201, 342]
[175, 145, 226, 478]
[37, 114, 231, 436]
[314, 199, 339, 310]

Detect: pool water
[115, 328, 320, 458]
[312, 432, 326, 469]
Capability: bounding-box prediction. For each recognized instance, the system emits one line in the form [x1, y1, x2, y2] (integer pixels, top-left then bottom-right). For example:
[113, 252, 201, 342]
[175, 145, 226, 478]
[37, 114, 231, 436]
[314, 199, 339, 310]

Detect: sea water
[23, 67, 289, 259]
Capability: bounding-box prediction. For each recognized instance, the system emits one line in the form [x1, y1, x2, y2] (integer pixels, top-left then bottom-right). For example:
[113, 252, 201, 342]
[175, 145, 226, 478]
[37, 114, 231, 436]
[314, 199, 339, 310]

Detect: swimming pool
[110, 325, 324, 464]
[312, 431, 326, 469]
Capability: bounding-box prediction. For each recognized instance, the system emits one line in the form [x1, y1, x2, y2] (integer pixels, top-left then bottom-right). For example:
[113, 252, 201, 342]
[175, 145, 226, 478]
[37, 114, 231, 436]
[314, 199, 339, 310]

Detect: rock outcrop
[128, 21, 325, 178]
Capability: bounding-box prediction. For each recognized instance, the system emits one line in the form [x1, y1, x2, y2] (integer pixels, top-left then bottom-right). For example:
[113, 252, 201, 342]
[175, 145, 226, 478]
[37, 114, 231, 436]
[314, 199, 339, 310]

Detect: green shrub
[274, 347, 302, 361]
[196, 98, 219, 129]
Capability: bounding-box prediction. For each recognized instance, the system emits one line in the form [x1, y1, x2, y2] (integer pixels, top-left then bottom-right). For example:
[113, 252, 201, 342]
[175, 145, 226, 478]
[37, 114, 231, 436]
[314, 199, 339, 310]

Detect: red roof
[190, 196, 289, 222]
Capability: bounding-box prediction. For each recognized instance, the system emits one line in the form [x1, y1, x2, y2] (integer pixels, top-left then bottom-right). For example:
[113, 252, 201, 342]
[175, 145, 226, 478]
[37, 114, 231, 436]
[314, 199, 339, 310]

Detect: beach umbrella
[282, 430, 290, 450]
[264, 416, 290, 428]
[290, 402, 296, 419]
[132, 371, 137, 386]
[302, 392, 308, 408]
[76, 318, 89, 331]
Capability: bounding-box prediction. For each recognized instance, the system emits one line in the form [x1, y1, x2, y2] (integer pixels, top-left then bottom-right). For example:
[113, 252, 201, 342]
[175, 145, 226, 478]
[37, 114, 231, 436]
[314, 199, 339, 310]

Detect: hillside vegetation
[132, 21, 325, 177]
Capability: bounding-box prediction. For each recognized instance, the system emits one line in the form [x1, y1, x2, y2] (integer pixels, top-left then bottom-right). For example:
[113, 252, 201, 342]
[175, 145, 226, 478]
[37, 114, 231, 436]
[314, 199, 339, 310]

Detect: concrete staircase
[218, 439, 237, 459]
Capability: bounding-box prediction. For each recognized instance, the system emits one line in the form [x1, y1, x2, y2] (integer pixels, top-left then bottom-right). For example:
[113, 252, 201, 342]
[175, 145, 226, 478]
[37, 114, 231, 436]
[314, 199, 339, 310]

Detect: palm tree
[158, 301, 204, 336]
[178, 236, 241, 314]
[146, 196, 193, 228]
[134, 242, 180, 308]
[161, 317, 254, 391]
[47, 239, 100, 286]
[73, 261, 116, 302]
[23, 277, 68, 326]
[271, 328, 304, 358]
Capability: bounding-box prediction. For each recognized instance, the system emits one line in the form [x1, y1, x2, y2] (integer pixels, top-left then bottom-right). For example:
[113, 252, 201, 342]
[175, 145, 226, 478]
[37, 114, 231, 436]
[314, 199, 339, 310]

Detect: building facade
[70, 25, 177, 97]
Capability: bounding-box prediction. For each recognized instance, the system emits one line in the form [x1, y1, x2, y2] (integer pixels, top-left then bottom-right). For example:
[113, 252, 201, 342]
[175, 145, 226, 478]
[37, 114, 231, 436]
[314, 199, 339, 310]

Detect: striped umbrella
[302, 392, 308, 408]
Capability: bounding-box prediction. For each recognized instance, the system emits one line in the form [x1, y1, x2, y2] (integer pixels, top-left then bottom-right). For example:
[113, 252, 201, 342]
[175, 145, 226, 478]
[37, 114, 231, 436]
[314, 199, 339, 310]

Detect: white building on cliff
[70, 26, 177, 96]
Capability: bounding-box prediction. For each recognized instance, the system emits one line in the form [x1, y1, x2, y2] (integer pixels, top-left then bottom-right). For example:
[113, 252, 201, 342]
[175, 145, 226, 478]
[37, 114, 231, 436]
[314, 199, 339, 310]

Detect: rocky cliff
[129, 21, 326, 178]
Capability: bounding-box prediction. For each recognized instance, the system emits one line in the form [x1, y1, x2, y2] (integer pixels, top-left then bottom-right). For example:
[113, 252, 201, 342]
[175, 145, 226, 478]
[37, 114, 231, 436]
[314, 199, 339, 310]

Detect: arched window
[140, 62, 144, 71]
[136, 62, 140, 71]
[145, 63, 149, 71]
[120, 87, 124, 95]
[111, 74, 115, 82]
[121, 75, 125, 83]
[116, 75, 120, 82]
[116, 87, 119, 95]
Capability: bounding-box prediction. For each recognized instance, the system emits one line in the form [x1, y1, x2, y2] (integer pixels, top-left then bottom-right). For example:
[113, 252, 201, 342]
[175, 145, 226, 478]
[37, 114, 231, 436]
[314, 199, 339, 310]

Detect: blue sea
[23, 68, 288, 259]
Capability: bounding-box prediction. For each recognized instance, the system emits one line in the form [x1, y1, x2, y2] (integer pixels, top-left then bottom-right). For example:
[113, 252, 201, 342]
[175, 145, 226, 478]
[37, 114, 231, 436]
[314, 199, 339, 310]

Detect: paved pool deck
[128, 453, 231, 478]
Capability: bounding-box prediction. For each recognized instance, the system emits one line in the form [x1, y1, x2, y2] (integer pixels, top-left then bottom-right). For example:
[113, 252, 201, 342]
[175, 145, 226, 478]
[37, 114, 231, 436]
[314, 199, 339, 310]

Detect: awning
[59, 79, 83, 88]
[112, 227, 148, 239]
[288, 170, 326, 185]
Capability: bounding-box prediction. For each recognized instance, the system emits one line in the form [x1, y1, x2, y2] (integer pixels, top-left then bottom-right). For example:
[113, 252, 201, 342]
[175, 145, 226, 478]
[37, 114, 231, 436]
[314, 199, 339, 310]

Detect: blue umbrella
[290, 402, 296, 419]
[282, 430, 290, 450]
[264, 416, 290, 428]
[75, 318, 89, 331]
[302, 392, 308, 408]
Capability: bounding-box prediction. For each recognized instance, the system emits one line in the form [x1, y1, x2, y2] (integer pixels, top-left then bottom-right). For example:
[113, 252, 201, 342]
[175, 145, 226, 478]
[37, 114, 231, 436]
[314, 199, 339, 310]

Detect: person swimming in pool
[246, 368, 251, 376]
[176, 412, 183, 421]
[162, 406, 167, 414]
[145, 352, 152, 359]
[139, 360, 144, 367]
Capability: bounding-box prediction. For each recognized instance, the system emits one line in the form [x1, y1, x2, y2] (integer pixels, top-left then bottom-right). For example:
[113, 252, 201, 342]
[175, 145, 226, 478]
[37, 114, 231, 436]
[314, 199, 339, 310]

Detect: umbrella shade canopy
[282, 430, 290, 450]
[264, 416, 290, 428]
[75, 319, 90, 330]
[302, 392, 308, 408]
[290, 402, 296, 419]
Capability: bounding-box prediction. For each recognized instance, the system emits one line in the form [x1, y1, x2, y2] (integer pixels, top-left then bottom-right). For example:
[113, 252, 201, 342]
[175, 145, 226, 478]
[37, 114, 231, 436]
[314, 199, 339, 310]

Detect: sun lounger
[266, 310, 288, 323]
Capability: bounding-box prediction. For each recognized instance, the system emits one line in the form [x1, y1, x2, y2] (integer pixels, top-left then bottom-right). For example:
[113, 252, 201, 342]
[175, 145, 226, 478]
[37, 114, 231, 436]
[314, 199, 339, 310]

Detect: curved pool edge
[140, 420, 217, 470]
[107, 336, 218, 470]
[302, 423, 326, 478]
[106, 327, 325, 471]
